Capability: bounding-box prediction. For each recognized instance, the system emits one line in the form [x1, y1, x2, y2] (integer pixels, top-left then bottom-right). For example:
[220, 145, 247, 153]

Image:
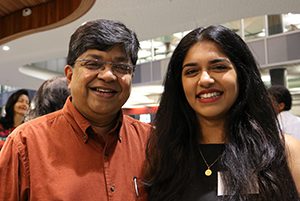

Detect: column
[269, 68, 287, 86]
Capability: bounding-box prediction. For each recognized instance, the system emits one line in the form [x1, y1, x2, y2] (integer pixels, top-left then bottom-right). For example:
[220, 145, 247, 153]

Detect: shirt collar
[62, 96, 123, 143]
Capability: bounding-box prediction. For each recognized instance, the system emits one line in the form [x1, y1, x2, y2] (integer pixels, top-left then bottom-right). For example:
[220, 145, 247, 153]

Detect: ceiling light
[2, 46, 10, 51]
[22, 8, 32, 16]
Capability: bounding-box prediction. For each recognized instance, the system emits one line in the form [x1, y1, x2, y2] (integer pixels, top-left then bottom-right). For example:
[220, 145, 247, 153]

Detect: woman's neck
[13, 113, 25, 127]
[198, 118, 226, 144]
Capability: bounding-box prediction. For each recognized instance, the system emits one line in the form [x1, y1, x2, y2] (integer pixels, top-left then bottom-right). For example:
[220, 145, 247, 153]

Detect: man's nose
[97, 64, 117, 81]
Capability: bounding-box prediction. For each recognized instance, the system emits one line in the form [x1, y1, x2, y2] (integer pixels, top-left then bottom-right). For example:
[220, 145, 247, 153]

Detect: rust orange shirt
[0, 98, 151, 201]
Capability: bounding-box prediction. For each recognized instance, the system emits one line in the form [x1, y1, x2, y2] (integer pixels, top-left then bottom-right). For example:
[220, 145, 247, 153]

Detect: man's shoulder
[121, 115, 152, 145]
[123, 115, 152, 129]
[122, 115, 152, 138]
[12, 110, 65, 136]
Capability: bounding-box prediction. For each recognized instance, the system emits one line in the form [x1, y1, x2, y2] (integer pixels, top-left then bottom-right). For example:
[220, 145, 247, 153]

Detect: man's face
[65, 46, 133, 124]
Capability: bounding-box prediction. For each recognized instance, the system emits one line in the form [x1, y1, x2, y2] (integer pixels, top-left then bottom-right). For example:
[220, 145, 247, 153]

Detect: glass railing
[1, 13, 300, 92]
[137, 13, 300, 64]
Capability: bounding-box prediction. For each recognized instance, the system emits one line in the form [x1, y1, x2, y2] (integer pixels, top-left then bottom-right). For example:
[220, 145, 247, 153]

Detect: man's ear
[65, 65, 73, 81]
[64, 65, 73, 89]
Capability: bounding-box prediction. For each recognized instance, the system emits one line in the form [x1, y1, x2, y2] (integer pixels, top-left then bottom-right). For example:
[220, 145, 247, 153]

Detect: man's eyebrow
[84, 54, 129, 62]
[113, 56, 129, 62]
[84, 54, 103, 59]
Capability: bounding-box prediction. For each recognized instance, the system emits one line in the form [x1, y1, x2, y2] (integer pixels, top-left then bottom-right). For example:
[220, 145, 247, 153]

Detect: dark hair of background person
[0, 89, 29, 129]
[268, 85, 292, 111]
[26, 76, 70, 120]
[145, 25, 298, 201]
[67, 19, 140, 67]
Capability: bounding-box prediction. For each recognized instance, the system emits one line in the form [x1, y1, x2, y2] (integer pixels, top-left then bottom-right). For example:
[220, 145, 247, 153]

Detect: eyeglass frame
[74, 58, 136, 76]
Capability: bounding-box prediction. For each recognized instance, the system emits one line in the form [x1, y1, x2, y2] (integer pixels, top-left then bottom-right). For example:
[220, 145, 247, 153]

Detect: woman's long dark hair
[0, 89, 29, 129]
[145, 25, 299, 201]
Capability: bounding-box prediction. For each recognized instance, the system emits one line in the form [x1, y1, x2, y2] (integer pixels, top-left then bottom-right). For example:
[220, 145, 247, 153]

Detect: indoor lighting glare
[257, 32, 266, 37]
[284, 13, 300, 25]
[2, 45, 10, 51]
[261, 74, 271, 82]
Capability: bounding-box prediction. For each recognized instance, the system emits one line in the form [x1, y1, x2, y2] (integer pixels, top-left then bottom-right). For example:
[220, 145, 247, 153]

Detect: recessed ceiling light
[2, 45, 10, 51]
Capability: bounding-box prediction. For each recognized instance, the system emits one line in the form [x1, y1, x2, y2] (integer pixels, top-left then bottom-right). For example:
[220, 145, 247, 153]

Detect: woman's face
[181, 40, 238, 122]
[14, 94, 30, 116]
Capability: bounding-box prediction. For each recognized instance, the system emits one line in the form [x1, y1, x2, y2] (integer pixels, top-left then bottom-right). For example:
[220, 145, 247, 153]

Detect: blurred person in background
[268, 85, 300, 140]
[26, 76, 70, 121]
[0, 89, 29, 150]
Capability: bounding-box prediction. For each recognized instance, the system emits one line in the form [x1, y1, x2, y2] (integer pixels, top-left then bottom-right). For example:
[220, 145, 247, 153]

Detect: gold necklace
[198, 148, 223, 176]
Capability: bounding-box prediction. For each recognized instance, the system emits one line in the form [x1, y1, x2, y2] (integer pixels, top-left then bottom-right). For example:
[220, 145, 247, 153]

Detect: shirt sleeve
[0, 140, 5, 150]
[0, 135, 30, 201]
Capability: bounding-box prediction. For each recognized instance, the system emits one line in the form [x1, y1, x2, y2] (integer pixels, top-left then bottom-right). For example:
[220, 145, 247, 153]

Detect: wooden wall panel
[0, 0, 51, 16]
[0, 0, 95, 45]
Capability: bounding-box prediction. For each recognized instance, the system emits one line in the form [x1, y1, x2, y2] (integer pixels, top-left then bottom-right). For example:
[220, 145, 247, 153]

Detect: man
[268, 85, 300, 140]
[0, 19, 151, 201]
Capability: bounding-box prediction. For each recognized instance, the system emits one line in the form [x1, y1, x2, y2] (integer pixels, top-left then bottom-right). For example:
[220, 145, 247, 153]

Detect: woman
[0, 89, 30, 150]
[144, 25, 300, 201]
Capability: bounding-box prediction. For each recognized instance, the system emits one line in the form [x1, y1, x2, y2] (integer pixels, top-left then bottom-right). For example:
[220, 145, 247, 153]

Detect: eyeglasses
[75, 58, 135, 76]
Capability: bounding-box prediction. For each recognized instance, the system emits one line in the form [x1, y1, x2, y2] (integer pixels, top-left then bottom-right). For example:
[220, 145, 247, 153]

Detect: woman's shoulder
[284, 134, 300, 193]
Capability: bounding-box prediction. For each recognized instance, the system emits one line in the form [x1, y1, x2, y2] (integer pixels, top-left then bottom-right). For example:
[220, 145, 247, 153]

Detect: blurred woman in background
[0, 89, 29, 150]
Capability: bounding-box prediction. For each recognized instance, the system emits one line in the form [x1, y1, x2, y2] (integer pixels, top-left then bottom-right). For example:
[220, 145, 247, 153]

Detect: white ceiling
[1, 0, 300, 90]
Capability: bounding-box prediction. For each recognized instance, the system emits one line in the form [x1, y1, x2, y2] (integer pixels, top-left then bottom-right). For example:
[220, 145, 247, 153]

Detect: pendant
[205, 168, 212, 176]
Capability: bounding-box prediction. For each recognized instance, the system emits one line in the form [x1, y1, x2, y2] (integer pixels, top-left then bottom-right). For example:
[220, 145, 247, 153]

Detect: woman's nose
[198, 71, 214, 87]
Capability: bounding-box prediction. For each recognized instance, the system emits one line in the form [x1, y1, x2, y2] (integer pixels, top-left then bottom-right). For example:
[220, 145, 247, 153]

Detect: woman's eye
[184, 68, 198, 76]
[211, 65, 228, 71]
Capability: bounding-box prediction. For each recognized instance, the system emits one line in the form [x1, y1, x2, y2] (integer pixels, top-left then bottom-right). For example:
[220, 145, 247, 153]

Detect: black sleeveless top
[182, 144, 260, 201]
[182, 144, 225, 201]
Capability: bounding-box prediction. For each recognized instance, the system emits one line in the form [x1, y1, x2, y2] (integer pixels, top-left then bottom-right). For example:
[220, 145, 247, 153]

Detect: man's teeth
[199, 92, 220, 99]
[96, 88, 113, 93]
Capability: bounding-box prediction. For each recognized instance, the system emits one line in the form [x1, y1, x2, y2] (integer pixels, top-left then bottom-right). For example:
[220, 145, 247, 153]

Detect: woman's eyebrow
[208, 58, 231, 65]
[183, 58, 231, 68]
[182, 62, 198, 68]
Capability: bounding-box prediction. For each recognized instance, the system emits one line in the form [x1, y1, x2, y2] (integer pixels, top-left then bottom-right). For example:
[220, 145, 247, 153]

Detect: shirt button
[110, 185, 115, 192]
